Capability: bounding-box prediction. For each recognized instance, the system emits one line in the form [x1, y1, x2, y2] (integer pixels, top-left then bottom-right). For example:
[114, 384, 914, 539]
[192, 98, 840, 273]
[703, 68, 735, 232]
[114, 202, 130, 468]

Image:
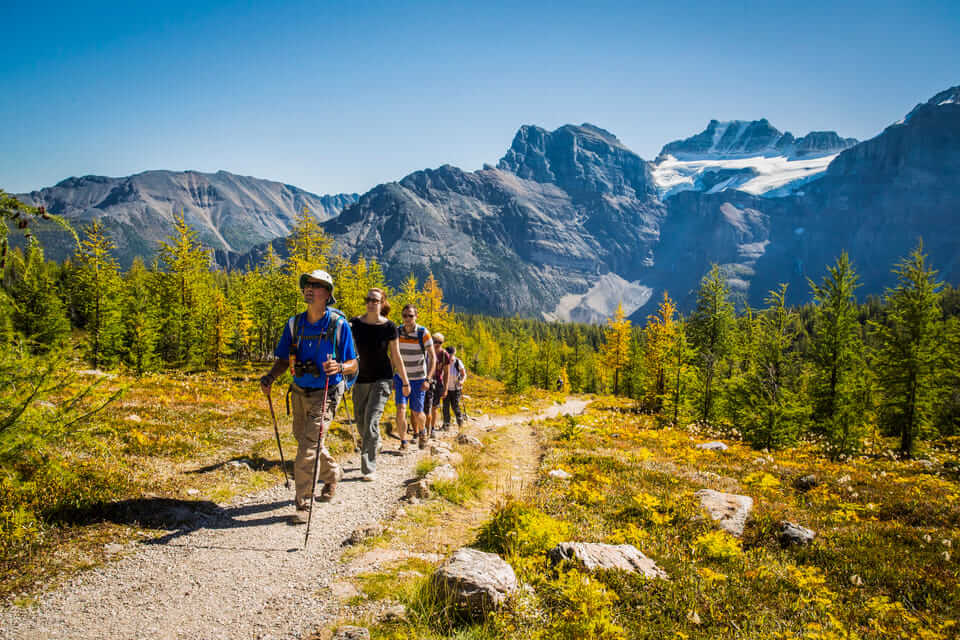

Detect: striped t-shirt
[397, 325, 433, 381]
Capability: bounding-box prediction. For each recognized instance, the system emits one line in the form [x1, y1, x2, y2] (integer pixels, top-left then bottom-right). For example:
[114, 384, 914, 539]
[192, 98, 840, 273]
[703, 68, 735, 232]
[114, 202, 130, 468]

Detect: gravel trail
[1, 399, 586, 640]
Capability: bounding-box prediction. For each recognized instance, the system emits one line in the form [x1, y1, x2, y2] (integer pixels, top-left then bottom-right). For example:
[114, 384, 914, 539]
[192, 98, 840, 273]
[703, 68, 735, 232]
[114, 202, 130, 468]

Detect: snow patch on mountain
[652, 153, 840, 198]
[546, 273, 653, 324]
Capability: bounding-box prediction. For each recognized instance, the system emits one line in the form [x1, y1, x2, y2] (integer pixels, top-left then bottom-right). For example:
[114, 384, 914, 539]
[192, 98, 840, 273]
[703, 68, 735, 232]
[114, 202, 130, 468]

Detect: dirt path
[1, 398, 587, 640]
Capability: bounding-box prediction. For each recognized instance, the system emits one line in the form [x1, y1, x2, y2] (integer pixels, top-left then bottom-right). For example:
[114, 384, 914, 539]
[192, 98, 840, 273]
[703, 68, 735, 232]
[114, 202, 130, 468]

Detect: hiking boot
[400, 440, 408, 451]
[290, 507, 309, 525]
[418, 432, 427, 449]
[319, 483, 336, 502]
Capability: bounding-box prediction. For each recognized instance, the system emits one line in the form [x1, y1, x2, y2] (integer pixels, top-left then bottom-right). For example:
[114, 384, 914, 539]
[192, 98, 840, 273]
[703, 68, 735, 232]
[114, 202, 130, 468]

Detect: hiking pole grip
[304, 357, 333, 548]
[266, 392, 291, 489]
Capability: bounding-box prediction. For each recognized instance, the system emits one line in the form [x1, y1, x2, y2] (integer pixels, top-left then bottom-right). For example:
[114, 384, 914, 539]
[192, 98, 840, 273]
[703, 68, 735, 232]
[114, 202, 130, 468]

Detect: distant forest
[3, 191, 959, 458]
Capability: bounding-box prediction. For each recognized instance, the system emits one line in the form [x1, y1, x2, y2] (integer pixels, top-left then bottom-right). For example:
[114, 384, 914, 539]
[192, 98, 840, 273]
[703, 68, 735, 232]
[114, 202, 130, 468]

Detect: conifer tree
[72, 221, 124, 368]
[122, 258, 159, 375]
[7, 242, 70, 348]
[157, 214, 213, 365]
[732, 284, 807, 449]
[250, 244, 293, 358]
[639, 293, 678, 411]
[873, 242, 944, 456]
[809, 252, 871, 456]
[688, 265, 735, 424]
[286, 207, 332, 284]
[603, 302, 632, 395]
[420, 273, 451, 335]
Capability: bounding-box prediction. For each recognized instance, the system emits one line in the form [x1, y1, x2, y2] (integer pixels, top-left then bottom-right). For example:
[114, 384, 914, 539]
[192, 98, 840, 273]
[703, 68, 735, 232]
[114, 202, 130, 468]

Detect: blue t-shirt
[274, 309, 358, 389]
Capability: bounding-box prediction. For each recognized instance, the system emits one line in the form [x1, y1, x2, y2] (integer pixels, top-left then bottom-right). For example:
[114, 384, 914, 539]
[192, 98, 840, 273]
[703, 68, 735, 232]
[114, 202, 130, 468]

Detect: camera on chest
[294, 359, 322, 377]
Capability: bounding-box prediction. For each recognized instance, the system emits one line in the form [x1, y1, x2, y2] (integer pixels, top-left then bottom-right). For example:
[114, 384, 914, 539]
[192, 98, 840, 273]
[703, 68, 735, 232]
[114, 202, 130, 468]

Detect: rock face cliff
[652, 86, 960, 310]
[20, 85, 959, 323]
[318, 87, 957, 320]
[17, 170, 357, 267]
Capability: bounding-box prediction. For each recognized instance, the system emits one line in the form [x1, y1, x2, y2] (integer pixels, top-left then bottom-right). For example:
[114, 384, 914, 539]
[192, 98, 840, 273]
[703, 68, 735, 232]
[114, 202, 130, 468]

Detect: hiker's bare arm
[260, 359, 289, 393]
[425, 347, 436, 380]
[322, 358, 358, 376]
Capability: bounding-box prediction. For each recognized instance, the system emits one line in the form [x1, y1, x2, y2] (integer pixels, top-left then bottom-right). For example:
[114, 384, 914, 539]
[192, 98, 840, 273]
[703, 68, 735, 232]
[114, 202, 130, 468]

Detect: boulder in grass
[795, 474, 819, 491]
[547, 542, 668, 579]
[405, 480, 432, 500]
[696, 441, 729, 452]
[457, 433, 484, 448]
[695, 489, 754, 537]
[431, 547, 518, 618]
[779, 521, 816, 546]
[548, 469, 572, 480]
[435, 450, 464, 466]
[333, 627, 370, 640]
[425, 464, 458, 485]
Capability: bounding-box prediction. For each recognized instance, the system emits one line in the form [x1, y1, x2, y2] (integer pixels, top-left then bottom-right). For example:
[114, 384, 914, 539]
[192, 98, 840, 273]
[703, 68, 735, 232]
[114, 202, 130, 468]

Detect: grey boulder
[547, 542, 668, 579]
[431, 547, 518, 617]
[695, 489, 754, 537]
[779, 521, 816, 546]
[333, 626, 370, 640]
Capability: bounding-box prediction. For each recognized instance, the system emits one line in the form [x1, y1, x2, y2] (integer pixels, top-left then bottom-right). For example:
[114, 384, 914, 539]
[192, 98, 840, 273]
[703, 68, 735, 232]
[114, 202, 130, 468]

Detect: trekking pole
[304, 356, 333, 549]
[266, 392, 291, 489]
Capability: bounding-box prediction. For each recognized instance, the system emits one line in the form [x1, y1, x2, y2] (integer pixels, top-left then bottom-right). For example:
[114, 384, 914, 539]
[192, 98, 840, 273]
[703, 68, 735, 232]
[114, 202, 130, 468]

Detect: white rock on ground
[696, 441, 729, 451]
[547, 542, 668, 579]
[431, 548, 518, 617]
[695, 489, 754, 537]
[548, 469, 572, 479]
[456, 433, 483, 448]
[425, 464, 458, 485]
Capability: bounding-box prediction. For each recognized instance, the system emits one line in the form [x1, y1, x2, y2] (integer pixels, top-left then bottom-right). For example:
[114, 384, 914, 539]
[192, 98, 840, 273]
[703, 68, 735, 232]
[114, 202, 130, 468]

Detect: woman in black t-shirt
[350, 288, 409, 480]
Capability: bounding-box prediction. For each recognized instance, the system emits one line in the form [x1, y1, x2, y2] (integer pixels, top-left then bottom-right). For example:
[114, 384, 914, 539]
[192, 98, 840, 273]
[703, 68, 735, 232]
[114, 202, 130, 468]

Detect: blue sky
[1, 0, 957, 196]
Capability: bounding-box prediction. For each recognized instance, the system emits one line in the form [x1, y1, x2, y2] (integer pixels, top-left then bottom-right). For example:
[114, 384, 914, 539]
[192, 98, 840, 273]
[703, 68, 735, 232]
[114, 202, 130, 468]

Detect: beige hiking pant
[291, 382, 343, 508]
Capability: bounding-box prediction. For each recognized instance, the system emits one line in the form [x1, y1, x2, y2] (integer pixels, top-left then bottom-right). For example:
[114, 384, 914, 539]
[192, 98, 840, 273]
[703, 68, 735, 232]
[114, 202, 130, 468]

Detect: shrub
[694, 530, 743, 561]
[476, 499, 569, 557]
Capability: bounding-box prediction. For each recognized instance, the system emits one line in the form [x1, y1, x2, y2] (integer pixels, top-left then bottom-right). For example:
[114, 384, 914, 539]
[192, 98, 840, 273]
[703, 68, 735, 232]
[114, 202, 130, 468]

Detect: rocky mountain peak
[658, 119, 856, 161]
[901, 85, 960, 124]
[496, 123, 654, 198]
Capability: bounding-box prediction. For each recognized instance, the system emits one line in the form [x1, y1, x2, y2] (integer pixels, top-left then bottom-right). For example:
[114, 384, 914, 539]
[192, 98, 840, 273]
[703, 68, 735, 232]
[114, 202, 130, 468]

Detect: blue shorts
[394, 375, 426, 413]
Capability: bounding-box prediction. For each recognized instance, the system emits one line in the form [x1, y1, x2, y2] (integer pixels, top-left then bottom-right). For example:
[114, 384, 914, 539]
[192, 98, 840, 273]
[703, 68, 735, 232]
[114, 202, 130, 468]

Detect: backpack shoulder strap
[325, 308, 347, 358]
[288, 312, 306, 357]
[417, 326, 426, 355]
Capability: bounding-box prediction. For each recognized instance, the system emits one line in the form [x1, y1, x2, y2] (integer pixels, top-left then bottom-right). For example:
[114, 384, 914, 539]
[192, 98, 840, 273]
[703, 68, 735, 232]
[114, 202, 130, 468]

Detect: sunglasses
[402, 313, 415, 318]
[304, 282, 330, 290]
[365, 297, 382, 303]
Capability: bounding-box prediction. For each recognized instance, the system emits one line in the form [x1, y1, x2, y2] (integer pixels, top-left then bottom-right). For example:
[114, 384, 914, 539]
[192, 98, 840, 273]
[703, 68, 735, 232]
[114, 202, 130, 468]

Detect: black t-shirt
[350, 317, 398, 383]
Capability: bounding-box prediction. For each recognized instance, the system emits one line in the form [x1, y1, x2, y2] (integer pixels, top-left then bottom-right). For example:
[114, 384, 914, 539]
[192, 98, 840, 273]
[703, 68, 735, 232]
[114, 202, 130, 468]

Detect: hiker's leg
[306, 383, 342, 486]
[291, 390, 316, 509]
[358, 380, 389, 474]
[451, 390, 463, 426]
[442, 394, 452, 427]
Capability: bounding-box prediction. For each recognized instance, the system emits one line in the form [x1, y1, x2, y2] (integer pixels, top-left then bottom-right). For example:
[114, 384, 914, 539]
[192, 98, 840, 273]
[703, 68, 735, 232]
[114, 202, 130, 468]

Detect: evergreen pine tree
[688, 265, 735, 424]
[603, 302, 632, 395]
[72, 221, 125, 368]
[733, 284, 808, 449]
[809, 252, 871, 457]
[873, 242, 944, 456]
[7, 242, 70, 349]
[122, 258, 160, 376]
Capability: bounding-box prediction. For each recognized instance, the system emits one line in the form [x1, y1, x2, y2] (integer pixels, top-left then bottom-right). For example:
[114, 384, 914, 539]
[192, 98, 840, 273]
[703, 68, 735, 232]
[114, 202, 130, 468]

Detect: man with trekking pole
[259, 270, 358, 525]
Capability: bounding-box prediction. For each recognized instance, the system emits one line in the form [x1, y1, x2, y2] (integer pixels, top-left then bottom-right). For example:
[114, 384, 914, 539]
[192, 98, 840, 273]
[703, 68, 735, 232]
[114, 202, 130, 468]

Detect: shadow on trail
[49, 497, 296, 550]
[185, 455, 289, 476]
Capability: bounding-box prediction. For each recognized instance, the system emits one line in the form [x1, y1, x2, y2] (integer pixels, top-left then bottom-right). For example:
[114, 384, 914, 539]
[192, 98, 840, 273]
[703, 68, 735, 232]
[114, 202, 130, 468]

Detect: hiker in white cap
[259, 269, 358, 524]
